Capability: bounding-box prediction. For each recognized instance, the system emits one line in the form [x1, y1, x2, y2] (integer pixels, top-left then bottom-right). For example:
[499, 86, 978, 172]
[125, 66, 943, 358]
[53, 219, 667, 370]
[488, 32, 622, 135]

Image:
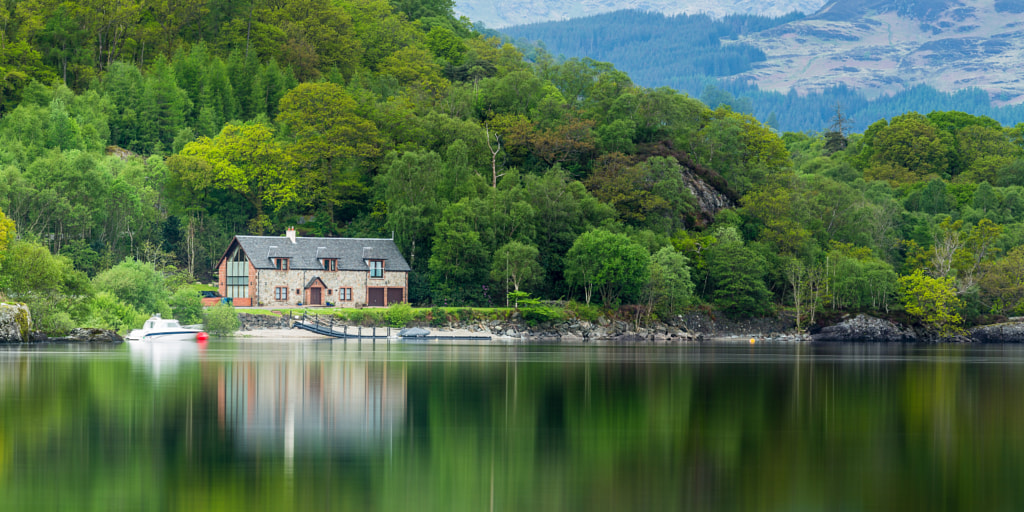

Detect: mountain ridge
[732, 0, 1024, 104]
[454, 0, 827, 28]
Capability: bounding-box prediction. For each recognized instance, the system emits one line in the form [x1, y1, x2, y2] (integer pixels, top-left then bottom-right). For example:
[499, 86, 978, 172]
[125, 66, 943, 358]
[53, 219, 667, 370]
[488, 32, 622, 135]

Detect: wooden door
[310, 287, 322, 305]
[387, 287, 404, 304]
[367, 288, 385, 307]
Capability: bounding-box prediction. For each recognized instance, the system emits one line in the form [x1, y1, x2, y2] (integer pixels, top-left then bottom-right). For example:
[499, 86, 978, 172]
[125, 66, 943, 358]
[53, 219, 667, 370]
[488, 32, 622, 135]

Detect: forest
[502, 10, 1024, 133]
[0, 0, 1023, 336]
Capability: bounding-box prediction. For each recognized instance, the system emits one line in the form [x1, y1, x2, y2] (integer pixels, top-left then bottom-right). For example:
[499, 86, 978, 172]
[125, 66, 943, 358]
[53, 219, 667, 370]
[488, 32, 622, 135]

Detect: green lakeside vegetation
[0, 0, 1023, 336]
[258, 301, 603, 329]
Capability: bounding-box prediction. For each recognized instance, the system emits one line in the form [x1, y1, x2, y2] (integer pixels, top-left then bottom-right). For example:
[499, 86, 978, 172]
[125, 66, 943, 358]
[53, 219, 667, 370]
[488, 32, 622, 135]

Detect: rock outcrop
[63, 328, 123, 343]
[971, 322, 1024, 343]
[0, 303, 31, 343]
[29, 328, 122, 343]
[811, 314, 919, 343]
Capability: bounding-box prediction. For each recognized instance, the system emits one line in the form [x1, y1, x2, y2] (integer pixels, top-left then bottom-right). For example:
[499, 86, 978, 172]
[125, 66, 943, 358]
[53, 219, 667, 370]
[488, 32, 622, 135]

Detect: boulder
[0, 303, 31, 343]
[971, 322, 1024, 343]
[812, 314, 918, 343]
[64, 328, 123, 343]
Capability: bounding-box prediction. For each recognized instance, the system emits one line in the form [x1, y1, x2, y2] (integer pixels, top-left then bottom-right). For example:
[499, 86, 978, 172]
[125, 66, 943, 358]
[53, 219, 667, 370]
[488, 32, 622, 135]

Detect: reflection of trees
[3, 345, 1024, 510]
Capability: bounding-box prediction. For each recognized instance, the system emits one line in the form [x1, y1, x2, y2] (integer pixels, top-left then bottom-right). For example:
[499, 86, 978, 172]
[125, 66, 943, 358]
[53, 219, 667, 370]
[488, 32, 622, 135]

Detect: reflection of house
[217, 228, 410, 307]
[218, 360, 407, 454]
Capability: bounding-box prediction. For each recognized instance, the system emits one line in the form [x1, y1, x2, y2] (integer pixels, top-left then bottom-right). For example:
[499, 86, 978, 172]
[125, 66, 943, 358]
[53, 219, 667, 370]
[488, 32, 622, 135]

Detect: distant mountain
[454, 0, 827, 28]
[503, 11, 803, 83]
[733, 0, 1024, 105]
[500, 4, 1024, 132]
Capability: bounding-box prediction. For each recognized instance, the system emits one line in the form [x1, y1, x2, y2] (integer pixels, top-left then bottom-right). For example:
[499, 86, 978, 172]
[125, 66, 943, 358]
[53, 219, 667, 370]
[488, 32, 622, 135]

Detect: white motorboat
[126, 314, 209, 342]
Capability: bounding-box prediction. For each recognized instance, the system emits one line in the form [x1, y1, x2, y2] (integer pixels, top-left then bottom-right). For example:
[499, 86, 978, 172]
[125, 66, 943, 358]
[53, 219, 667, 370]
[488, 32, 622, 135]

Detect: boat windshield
[164, 320, 181, 328]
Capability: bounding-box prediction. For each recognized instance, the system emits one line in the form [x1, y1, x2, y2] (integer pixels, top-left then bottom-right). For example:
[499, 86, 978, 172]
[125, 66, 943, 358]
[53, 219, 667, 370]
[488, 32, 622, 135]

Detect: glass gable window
[369, 260, 384, 278]
[226, 246, 249, 299]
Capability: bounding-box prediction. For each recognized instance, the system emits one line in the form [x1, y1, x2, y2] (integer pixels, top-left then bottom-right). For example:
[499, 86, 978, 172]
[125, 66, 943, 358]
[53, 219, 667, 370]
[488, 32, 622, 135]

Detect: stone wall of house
[253, 269, 407, 307]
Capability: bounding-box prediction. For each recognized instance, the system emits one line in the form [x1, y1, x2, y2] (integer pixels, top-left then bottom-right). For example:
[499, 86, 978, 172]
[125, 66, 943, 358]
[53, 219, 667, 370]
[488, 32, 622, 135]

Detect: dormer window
[369, 259, 384, 278]
[275, 258, 290, 270]
[321, 259, 337, 271]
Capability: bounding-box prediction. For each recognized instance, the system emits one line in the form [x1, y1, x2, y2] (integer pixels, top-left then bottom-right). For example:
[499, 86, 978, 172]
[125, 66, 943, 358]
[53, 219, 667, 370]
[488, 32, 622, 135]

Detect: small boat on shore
[126, 314, 209, 342]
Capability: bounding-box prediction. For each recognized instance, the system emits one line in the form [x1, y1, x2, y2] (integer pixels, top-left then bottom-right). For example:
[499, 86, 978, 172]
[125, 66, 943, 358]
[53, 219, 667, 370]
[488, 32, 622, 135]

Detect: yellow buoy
[749, 337, 756, 344]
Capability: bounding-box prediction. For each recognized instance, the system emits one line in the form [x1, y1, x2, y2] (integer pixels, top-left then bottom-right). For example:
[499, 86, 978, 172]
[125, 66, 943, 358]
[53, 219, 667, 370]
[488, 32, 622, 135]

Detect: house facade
[216, 228, 410, 307]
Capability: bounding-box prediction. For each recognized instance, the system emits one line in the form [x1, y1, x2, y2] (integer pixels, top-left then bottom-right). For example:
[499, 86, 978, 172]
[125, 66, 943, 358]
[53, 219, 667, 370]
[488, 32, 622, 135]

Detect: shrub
[203, 303, 240, 335]
[93, 258, 171, 316]
[385, 302, 414, 327]
[430, 306, 447, 327]
[168, 286, 203, 325]
[84, 291, 147, 333]
[521, 304, 566, 326]
[566, 300, 601, 322]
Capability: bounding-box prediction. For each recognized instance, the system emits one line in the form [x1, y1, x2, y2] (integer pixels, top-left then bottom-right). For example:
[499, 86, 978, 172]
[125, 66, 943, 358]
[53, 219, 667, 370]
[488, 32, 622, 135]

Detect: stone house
[216, 228, 410, 307]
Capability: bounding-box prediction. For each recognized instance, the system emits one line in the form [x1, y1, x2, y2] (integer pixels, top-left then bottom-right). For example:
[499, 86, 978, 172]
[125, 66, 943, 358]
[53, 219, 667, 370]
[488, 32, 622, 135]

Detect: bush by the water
[430, 307, 447, 327]
[385, 302, 414, 327]
[84, 292, 147, 333]
[168, 286, 203, 325]
[93, 258, 172, 317]
[521, 305, 567, 326]
[203, 303, 240, 335]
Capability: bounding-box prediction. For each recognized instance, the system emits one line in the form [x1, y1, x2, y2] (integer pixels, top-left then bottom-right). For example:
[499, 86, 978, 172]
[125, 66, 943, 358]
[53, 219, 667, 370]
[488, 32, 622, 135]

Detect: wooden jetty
[289, 313, 491, 340]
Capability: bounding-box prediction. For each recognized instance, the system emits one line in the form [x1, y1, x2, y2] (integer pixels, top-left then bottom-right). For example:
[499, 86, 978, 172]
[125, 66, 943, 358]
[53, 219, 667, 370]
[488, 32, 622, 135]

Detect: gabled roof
[231, 236, 411, 272]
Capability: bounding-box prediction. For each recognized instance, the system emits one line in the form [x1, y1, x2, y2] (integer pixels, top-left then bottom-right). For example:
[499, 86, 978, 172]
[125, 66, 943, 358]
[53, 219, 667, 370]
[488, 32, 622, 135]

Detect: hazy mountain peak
[733, 0, 1024, 104]
[455, 0, 828, 28]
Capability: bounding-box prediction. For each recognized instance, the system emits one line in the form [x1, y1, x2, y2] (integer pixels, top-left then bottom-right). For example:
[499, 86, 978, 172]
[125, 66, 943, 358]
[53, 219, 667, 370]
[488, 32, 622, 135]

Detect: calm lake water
[2, 340, 1024, 511]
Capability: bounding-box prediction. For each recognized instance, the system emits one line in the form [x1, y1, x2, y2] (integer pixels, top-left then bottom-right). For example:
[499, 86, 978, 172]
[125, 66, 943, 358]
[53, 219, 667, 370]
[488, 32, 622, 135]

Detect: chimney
[286, 226, 296, 244]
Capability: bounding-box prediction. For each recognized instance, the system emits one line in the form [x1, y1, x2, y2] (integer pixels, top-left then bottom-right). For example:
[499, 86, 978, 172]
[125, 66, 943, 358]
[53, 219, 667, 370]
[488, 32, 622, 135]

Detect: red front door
[310, 287, 322, 305]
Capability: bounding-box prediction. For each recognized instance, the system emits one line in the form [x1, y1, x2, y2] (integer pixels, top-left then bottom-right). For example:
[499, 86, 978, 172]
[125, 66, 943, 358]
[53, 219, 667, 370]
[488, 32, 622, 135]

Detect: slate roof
[232, 236, 411, 272]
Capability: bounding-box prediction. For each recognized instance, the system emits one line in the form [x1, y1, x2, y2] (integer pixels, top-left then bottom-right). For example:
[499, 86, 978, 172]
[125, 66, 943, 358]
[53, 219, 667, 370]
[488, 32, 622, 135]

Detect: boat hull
[126, 331, 203, 343]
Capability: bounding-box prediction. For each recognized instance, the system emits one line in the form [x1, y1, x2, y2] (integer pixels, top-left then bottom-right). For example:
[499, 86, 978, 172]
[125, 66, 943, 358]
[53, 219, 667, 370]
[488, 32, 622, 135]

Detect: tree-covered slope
[0, 0, 1022, 337]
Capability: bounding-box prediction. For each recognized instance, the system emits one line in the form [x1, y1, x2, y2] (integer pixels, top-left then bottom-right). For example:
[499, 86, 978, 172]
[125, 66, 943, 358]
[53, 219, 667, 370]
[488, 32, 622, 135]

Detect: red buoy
[196, 331, 209, 342]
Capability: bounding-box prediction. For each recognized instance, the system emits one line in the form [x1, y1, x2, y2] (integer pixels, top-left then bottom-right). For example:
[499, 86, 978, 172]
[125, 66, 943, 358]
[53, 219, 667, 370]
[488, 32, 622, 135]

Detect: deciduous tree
[898, 269, 963, 336]
[491, 241, 543, 307]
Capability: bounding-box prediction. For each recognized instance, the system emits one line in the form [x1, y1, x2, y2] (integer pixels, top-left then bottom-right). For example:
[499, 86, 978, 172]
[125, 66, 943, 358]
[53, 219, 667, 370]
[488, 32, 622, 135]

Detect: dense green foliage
[502, 10, 1024, 133]
[203, 302, 240, 335]
[0, 0, 1023, 333]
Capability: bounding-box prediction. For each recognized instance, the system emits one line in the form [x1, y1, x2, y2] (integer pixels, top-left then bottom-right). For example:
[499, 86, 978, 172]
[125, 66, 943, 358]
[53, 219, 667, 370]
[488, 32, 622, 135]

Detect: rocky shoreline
[810, 314, 1024, 343]
[236, 310, 804, 342]
[237, 311, 1024, 344]
[2, 303, 1022, 344]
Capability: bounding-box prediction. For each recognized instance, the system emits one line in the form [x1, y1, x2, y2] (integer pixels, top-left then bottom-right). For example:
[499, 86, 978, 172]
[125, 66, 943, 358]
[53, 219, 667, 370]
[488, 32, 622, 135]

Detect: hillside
[1, 0, 1024, 338]
[733, 0, 1024, 105]
[454, 0, 826, 28]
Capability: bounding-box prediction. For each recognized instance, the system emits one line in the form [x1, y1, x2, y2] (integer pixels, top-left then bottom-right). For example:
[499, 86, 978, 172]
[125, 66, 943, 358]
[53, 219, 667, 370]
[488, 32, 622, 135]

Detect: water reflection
[2, 341, 1024, 511]
[218, 358, 406, 457]
[127, 340, 201, 378]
